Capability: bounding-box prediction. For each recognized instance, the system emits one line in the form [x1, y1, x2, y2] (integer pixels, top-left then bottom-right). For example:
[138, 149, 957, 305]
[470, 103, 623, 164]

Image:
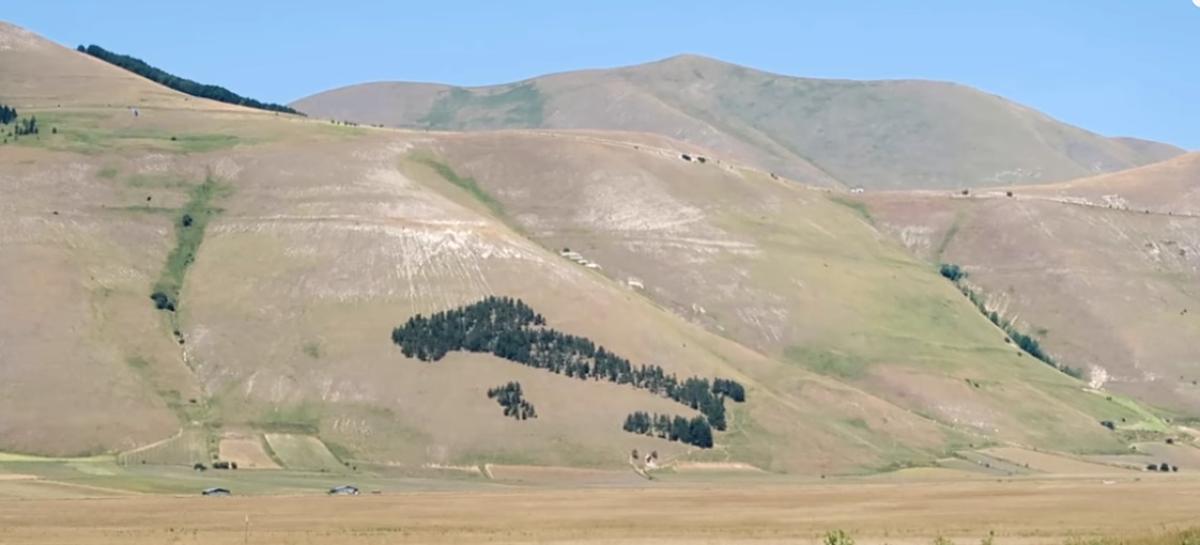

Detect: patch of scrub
[150, 175, 230, 313]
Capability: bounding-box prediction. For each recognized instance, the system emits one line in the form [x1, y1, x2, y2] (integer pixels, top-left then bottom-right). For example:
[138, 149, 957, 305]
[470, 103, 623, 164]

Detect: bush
[824, 530, 855, 545]
[939, 263, 966, 282]
[150, 291, 176, 312]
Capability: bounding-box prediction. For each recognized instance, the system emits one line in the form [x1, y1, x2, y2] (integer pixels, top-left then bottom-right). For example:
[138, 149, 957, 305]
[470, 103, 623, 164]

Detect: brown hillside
[861, 174, 1200, 415]
[293, 54, 1183, 190]
[0, 22, 1163, 470]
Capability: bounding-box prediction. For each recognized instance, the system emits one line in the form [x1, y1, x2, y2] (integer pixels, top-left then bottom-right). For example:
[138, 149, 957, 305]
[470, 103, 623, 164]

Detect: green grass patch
[1100, 392, 1170, 433]
[263, 434, 345, 472]
[844, 418, 870, 431]
[151, 175, 230, 313]
[783, 345, 870, 379]
[125, 355, 150, 372]
[97, 165, 119, 179]
[125, 173, 192, 189]
[411, 154, 507, 220]
[302, 341, 322, 359]
[420, 83, 545, 129]
[12, 110, 244, 154]
[101, 205, 177, 216]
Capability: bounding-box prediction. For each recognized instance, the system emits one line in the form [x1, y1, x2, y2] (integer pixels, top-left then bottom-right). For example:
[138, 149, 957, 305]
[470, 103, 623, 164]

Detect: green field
[263, 434, 346, 472]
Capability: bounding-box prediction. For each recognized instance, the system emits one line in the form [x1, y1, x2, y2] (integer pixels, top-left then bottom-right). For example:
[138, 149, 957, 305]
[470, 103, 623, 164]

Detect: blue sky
[7, 1, 1198, 148]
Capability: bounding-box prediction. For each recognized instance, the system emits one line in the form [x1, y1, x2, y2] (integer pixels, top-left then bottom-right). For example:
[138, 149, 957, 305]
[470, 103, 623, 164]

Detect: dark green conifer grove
[77, 44, 302, 115]
[623, 411, 713, 448]
[391, 296, 745, 443]
[487, 381, 537, 420]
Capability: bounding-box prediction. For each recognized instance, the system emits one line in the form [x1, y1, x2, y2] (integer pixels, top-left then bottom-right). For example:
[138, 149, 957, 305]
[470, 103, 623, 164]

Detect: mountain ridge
[294, 54, 1184, 190]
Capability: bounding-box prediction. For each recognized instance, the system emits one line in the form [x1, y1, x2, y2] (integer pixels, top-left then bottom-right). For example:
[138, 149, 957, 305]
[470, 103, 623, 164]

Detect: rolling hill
[0, 21, 1170, 474]
[1014, 152, 1200, 216]
[857, 155, 1200, 416]
[293, 54, 1183, 190]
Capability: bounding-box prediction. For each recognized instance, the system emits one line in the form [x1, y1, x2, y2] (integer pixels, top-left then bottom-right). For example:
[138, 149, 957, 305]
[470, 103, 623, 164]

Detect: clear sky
[6, 1, 1198, 149]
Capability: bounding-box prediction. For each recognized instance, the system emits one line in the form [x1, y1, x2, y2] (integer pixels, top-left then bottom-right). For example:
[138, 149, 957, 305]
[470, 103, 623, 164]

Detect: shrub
[939, 263, 966, 282]
[150, 291, 176, 312]
[824, 530, 855, 545]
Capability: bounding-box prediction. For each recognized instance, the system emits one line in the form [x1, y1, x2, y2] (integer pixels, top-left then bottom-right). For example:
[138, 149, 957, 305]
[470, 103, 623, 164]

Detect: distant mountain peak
[293, 42, 1183, 190]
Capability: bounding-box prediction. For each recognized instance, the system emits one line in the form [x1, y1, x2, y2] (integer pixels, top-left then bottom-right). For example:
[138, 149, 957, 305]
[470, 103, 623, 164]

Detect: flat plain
[0, 469, 1197, 545]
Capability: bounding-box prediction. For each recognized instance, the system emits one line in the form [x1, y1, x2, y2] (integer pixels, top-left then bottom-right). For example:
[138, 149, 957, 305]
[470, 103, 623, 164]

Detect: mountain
[857, 154, 1200, 415]
[0, 21, 1165, 472]
[293, 54, 1184, 190]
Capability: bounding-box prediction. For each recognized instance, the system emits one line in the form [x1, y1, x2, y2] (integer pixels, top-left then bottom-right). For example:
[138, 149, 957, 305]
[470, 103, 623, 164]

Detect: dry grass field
[0, 475, 1197, 544]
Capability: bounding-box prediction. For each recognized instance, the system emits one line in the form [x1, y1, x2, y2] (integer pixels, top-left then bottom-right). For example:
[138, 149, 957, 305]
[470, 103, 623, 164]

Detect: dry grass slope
[0, 21, 1174, 475]
[861, 173, 1200, 416]
[293, 54, 1183, 190]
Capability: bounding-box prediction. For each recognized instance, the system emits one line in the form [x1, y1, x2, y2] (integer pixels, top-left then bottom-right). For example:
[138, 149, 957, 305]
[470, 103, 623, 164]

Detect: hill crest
[294, 55, 1183, 190]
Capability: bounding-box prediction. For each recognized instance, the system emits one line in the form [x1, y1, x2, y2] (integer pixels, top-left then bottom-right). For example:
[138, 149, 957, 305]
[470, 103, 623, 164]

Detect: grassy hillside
[860, 172, 1200, 417]
[293, 54, 1183, 190]
[0, 21, 1167, 473]
[408, 131, 1159, 453]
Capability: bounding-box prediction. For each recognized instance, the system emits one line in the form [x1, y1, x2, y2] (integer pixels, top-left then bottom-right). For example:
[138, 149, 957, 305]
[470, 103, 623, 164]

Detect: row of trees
[623, 411, 713, 448]
[77, 45, 302, 115]
[486, 381, 537, 420]
[391, 296, 746, 432]
[939, 263, 1084, 379]
[0, 104, 16, 124]
[12, 116, 38, 136]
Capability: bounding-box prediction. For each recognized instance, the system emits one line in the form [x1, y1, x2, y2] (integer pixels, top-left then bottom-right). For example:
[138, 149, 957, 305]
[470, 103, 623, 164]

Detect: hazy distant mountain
[294, 54, 1183, 189]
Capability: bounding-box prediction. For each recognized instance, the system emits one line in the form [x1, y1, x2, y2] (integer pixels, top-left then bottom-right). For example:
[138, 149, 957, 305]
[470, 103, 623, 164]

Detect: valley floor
[0, 472, 1196, 544]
